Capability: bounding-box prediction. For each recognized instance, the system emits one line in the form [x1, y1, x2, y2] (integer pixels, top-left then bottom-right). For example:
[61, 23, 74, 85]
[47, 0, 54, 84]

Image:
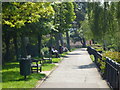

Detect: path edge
[35, 57, 64, 88]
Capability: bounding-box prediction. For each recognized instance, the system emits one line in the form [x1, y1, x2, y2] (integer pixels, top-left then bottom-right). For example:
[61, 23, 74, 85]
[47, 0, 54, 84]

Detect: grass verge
[2, 62, 46, 88]
[42, 63, 56, 71]
[2, 50, 70, 88]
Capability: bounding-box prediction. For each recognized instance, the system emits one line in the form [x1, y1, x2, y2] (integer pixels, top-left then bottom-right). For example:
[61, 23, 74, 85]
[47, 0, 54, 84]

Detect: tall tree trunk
[80, 38, 86, 48]
[103, 40, 107, 51]
[82, 38, 86, 48]
[21, 35, 27, 58]
[66, 31, 71, 51]
[50, 34, 53, 47]
[0, 25, 2, 65]
[13, 32, 19, 61]
[59, 33, 64, 46]
[49, 34, 53, 57]
[4, 32, 10, 62]
[38, 33, 42, 58]
[54, 33, 60, 51]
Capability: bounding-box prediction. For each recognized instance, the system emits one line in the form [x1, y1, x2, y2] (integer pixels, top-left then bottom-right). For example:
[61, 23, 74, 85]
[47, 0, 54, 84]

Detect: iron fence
[87, 46, 120, 90]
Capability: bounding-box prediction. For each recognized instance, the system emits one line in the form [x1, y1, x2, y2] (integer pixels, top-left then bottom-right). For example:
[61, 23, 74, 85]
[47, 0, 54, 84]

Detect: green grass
[90, 55, 95, 62]
[71, 48, 77, 51]
[2, 62, 45, 88]
[52, 58, 61, 63]
[42, 63, 56, 71]
[2, 50, 70, 88]
[42, 58, 61, 71]
[60, 52, 69, 57]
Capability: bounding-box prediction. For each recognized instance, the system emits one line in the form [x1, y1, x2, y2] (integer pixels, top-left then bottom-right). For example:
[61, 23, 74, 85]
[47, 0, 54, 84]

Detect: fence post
[94, 54, 97, 65]
[103, 57, 108, 79]
[94, 50, 98, 68]
[118, 64, 120, 90]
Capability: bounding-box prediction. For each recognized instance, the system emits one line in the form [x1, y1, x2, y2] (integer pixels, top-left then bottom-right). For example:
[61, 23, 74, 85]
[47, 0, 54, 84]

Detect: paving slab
[38, 48, 110, 88]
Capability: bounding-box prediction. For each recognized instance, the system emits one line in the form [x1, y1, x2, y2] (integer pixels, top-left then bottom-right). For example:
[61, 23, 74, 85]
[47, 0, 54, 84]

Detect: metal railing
[87, 46, 120, 90]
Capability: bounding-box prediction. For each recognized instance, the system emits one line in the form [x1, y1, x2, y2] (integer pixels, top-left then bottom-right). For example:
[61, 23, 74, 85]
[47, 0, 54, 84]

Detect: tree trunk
[66, 31, 71, 51]
[4, 32, 10, 62]
[21, 35, 27, 58]
[0, 25, 2, 65]
[59, 33, 64, 46]
[80, 38, 86, 48]
[103, 40, 107, 51]
[38, 33, 42, 58]
[13, 33, 19, 61]
[50, 34, 53, 47]
[54, 33, 60, 51]
[82, 38, 86, 48]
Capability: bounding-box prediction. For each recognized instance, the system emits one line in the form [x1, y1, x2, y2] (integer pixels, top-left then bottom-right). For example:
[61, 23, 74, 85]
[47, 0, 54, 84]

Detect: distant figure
[63, 46, 69, 52]
[59, 46, 63, 54]
[51, 47, 60, 58]
[90, 40, 92, 45]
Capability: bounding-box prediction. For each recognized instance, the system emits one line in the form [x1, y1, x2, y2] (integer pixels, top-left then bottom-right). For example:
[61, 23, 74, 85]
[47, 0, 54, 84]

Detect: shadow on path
[61, 56, 69, 58]
[77, 63, 96, 69]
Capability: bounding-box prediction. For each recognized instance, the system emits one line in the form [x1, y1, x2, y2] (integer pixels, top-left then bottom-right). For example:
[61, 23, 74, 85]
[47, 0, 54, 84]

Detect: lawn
[2, 51, 70, 88]
[52, 58, 61, 63]
[2, 62, 45, 88]
[42, 63, 56, 71]
[2, 58, 63, 88]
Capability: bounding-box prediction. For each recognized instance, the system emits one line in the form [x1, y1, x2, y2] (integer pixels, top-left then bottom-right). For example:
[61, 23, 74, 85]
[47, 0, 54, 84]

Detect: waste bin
[19, 58, 31, 79]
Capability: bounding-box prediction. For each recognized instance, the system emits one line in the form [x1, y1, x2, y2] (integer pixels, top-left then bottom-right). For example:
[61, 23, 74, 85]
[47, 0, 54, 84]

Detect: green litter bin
[19, 58, 31, 79]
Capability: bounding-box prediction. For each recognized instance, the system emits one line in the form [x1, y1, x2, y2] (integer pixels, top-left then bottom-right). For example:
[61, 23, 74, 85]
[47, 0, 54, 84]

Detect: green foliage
[102, 51, 120, 63]
[80, 20, 93, 40]
[2, 2, 55, 28]
[97, 58, 106, 74]
[90, 55, 105, 74]
[52, 2, 76, 33]
[2, 2, 55, 62]
[90, 55, 94, 62]
[87, 2, 120, 51]
[41, 47, 49, 56]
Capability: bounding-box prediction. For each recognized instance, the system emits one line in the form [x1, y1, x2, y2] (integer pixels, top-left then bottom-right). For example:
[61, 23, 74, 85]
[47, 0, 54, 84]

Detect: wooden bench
[31, 58, 42, 73]
[30, 51, 52, 73]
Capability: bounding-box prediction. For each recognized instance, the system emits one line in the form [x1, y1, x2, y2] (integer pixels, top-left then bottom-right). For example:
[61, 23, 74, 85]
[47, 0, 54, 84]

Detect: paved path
[38, 48, 109, 88]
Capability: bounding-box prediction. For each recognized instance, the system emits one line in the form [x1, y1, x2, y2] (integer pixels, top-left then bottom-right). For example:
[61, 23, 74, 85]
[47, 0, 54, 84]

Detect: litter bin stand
[19, 58, 31, 79]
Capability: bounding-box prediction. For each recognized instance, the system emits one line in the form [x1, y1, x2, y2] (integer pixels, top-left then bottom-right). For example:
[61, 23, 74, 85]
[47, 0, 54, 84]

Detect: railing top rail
[106, 57, 120, 69]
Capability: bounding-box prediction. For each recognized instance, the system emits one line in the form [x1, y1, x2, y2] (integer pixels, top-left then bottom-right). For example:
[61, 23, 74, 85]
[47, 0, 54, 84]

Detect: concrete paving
[38, 48, 110, 88]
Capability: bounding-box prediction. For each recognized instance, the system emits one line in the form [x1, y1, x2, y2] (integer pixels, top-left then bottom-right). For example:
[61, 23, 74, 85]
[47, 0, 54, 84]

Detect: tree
[63, 2, 76, 51]
[87, 2, 120, 51]
[52, 2, 76, 51]
[2, 2, 55, 62]
[70, 2, 87, 47]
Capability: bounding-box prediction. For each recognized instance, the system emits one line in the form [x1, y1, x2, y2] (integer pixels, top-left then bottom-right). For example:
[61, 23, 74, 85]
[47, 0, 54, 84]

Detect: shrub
[90, 55, 94, 62]
[41, 47, 49, 55]
[102, 51, 120, 63]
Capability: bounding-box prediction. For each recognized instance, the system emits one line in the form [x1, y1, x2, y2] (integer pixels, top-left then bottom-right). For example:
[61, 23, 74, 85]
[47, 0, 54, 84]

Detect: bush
[95, 48, 103, 53]
[90, 55, 94, 62]
[107, 44, 117, 51]
[102, 51, 120, 63]
[41, 47, 49, 55]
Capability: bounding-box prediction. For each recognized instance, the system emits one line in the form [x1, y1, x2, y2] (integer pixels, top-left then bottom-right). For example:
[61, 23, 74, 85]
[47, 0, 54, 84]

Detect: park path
[38, 48, 109, 88]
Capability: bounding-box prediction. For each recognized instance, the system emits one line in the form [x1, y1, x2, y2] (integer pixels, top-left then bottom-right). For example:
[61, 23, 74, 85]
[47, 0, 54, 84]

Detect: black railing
[87, 46, 120, 90]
